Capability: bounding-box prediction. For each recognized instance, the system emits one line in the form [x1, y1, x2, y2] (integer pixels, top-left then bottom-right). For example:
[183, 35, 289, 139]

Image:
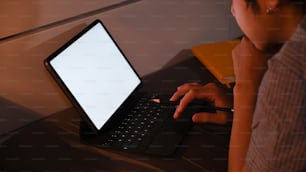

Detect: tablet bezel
[44, 19, 143, 132]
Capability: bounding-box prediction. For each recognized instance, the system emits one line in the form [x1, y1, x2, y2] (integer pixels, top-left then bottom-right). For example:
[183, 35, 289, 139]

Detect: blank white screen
[50, 22, 141, 130]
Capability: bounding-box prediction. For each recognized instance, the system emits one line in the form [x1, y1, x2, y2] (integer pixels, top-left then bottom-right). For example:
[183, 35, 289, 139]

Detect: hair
[245, 0, 260, 12]
[245, 0, 306, 13]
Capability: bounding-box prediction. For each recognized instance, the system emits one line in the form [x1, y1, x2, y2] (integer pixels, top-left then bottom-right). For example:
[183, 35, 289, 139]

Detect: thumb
[192, 112, 228, 125]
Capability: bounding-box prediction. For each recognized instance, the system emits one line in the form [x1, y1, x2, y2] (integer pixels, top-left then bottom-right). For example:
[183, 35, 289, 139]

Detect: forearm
[228, 83, 258, 172]
[229, 37, 270, 171]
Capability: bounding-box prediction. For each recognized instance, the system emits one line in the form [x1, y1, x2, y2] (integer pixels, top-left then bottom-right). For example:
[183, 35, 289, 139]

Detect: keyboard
[102, 95, 168, 151]
[80, 93, 195, 155]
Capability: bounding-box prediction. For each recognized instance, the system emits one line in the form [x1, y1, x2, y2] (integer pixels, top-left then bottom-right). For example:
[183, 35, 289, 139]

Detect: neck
[278, 6, 304, 41]
[260, 5, 305, 52]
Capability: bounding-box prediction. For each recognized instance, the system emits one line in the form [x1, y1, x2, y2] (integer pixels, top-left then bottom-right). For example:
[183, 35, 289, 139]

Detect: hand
[228, 36, 270, 171]
[232, 37, 269, 88]
[170, 82, 233, 124]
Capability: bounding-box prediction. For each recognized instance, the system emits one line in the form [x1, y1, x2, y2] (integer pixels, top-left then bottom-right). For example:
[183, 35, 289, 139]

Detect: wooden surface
[0, 50, 232, 171]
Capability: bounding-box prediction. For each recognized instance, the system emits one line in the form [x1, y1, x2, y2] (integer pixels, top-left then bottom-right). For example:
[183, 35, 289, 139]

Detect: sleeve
[245, 51, 306, 172]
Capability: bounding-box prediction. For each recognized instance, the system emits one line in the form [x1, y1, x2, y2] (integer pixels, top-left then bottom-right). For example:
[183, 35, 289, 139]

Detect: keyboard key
[105, 94, 167, 150]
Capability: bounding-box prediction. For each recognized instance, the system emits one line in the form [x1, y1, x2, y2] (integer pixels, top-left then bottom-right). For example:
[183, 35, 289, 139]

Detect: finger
[173, 83, 216, 119]
[192, 112, 228, 125]
[177, 89, 198, 110]
[173, 88, 199, 119]
[170, 91, 183, 101]
[170, 82, 201, 101]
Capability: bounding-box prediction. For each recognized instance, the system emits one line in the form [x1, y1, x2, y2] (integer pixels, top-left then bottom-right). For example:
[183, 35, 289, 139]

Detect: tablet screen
[48, 21, 141, 130]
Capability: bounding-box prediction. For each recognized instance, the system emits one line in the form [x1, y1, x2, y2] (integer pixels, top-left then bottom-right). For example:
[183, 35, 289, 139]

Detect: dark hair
[245, 0, 260, 12]
[245, 0, 306, 13]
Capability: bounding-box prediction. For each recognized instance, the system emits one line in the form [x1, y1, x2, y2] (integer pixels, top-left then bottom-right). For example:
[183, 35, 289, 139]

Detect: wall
[0, 0, 242, 135]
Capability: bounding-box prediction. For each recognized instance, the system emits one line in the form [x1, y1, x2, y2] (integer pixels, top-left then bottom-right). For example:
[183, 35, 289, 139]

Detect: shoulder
[272, 15, 306, 78]
[245, 15, 306, 172]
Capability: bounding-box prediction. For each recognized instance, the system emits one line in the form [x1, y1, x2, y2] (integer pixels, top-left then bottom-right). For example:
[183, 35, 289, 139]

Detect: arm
[228, 37, 269, 172]
[170, 37, 269, 171]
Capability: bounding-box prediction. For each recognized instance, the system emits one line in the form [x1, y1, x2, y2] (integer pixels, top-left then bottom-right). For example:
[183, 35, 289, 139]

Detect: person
[170, 0, 305, 171]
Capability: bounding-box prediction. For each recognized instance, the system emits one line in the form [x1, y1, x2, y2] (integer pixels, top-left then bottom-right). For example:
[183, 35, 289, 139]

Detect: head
[231, 0, 305, 51]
